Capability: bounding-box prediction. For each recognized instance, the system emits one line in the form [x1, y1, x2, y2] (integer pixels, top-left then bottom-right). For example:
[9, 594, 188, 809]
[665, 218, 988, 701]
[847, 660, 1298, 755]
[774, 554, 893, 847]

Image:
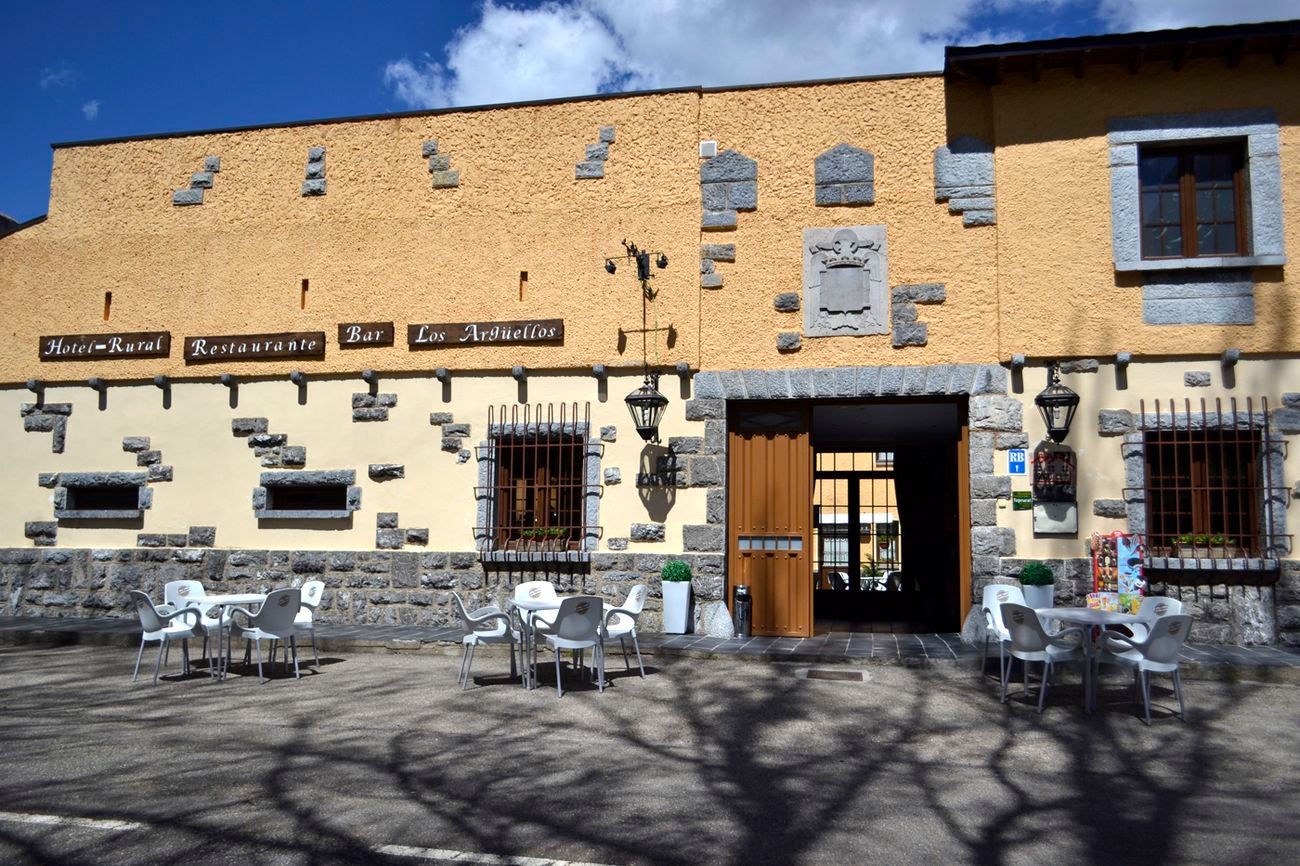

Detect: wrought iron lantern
[625, 374, 669, 443]
[1034, 362, 1080, 444]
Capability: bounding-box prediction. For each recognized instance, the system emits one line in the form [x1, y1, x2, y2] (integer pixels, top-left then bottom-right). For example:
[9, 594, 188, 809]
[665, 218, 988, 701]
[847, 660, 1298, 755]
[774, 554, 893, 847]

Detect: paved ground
[1, 642, 1298, 865]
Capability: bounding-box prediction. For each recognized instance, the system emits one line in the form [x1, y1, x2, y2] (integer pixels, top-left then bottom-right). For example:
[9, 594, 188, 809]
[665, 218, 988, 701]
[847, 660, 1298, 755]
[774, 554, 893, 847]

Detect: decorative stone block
[353, 408, 389, 422]
[1184, 371, 1211, 387]
[122, 436, 150, 452]
[190, 171, 214, 189]
[894, 283, 947, 304]
[934, 136, 996, 226]
[24, 521, 57, 546]
[457, 450, 471, 464]
[421, 140, 438, 157]
[172, 188, 203, 206]
[443, 423, 470, 436]
[575, 161, 605, 179]
[1273, 408, 1300, 435]
[377, 512, 399, 529]
[585, 143, 609, 161]
[1098, 410, 1135, 435]
[1093, 499, 1128, 518]
[701, 243, 735, 262]
[893, 322, 927, 347]
[203, 156, 221, 172]
[1060, 359, 1099, 374]
[429, 412, 453, 425]
[814, 143, 875, 206]
[430, 170, 460, 188]
[136, 450, 161, 466]
[188, 526, 217, 547]
[369, 463, 405, 480]
[1283, 393, 1300, 410]
[777, 332, 801, 352]
[607, 537, 628, 551]
[38, 473, 59, 488]
[440, 437, 462, 452]
[376, 528, 405, 550]
[599, 125, 615, 143]
[232, 418, 268, 436]
[1143, 270, 1255, 325]
[774, 292, 800, 312]
[969, 395, 1023, 432]
[683, 524, 724, 552]
[248, 433, 287, 447]
[136, 534, 168, 548]
[629, 523, 665, 543]
[603, 467, 621, 485]
[147, 465, 174, 483]
[302, 179, 326, 196]
[427, 154, 450, 172]
[281, 446, 306, 467]
[406, 528, 429, 546]
[702, 209, 737, 229]
[701, 273, 723, 289]
[599, 425, 617, 442]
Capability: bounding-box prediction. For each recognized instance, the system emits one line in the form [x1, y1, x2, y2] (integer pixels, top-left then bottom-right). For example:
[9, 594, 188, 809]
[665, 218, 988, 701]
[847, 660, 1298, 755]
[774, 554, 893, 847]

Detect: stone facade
[0, 546, 724, 633]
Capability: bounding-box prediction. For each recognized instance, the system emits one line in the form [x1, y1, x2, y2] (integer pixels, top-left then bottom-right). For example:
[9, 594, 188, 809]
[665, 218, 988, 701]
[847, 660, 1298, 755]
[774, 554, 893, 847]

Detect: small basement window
[53, 472, 150, 520]
[267, 484, 348, 512]
[254, 470, 360, 520]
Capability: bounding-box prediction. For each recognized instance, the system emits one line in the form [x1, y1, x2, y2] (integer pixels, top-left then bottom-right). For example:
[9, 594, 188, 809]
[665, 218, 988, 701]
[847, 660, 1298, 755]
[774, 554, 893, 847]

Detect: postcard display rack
[1087, 532, 1146, 614]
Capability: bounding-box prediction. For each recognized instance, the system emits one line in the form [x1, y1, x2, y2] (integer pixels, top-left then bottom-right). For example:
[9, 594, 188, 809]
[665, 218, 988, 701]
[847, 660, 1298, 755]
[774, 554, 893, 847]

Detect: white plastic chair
[229, 588, 303, 682]
[1126, 595, 1184, 643]
[452, 592, 519, 689]
[1098, 613, 1193, 725]
[532, 596, 604, 698]
[981, 583, 1025, 682]
[514, 580, 559, 682]
[293, 579, 325, 667]
[129, 590, 202, 685]
[1000, 602, 1084, 713]
[602, 585, 648, 680]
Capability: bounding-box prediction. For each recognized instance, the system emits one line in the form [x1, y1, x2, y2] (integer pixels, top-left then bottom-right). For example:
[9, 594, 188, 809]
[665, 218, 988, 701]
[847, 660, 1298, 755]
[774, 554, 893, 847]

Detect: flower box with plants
[1174, 533, 1240, 559]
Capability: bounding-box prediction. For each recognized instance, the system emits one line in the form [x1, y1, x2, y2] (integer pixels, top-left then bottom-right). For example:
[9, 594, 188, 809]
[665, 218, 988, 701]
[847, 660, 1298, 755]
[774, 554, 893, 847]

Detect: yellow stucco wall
[1, 372, 705, 550]
[991, 55, 1298, 359]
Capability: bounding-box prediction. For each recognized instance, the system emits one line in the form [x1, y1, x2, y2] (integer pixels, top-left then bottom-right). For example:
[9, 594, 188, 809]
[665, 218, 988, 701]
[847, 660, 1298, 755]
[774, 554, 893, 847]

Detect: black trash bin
[732, 584, 752, 638]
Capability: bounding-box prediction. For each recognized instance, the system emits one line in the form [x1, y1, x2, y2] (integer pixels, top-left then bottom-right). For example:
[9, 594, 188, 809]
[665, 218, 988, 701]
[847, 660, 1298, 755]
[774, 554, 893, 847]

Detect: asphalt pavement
[1, 642, 1297, 865]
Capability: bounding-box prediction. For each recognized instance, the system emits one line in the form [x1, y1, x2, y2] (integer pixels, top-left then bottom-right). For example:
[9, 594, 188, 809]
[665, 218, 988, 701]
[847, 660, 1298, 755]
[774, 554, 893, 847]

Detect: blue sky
[1, 0, 1292, 222]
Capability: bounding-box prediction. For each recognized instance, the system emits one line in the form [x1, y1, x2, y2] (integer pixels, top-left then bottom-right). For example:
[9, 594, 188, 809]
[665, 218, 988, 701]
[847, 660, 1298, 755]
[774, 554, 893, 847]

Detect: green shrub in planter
[1017, 561, 1055, 587]
[661, 560, 693, 582]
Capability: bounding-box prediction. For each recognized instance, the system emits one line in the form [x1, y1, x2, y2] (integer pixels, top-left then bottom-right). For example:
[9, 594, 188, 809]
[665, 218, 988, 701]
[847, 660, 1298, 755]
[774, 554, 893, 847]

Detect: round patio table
[1038, 607, 1143, 713]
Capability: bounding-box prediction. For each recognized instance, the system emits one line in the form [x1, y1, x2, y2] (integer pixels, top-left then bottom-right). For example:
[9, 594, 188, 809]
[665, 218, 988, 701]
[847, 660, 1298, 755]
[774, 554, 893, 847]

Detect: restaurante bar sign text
[40, 331, 171, 361]
[408, 319, 563, 348]
[183, 332, 326, 362]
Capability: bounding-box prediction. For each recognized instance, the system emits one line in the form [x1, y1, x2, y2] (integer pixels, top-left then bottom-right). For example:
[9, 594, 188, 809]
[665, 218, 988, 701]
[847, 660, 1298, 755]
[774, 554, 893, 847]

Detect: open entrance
[727, 398, 969, 638]
[811, 401, 968, 633]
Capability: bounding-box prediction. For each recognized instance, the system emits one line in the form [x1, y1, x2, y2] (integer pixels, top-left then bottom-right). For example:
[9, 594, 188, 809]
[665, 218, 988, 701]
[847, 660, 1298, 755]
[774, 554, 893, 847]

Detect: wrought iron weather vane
[605, 240, 671, 443]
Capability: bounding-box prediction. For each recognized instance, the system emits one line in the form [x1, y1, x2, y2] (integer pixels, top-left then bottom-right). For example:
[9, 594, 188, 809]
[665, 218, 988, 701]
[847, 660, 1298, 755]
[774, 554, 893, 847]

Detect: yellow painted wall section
[2, 93, 705, 381]
[697, 77, 1002, 371]
[990, 56, 1299, 359]
[999, 359, 1298, 561]
[1, 372, 706, 551]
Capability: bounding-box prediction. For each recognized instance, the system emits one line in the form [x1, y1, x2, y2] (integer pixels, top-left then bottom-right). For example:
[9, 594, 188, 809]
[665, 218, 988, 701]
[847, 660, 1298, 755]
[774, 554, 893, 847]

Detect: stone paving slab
[2, 615, 1297, 677]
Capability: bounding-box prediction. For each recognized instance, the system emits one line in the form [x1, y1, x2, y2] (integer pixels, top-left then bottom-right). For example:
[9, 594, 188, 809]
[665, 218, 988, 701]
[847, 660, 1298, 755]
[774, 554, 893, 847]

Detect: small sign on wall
[1011, 491, 1032, 511]
[39, 331, 170, 361]
[408, 318, 564, 348]
[338, 322, 394, 347]
[1007, 448, 1027, 475]
[183, 332, 326, 362]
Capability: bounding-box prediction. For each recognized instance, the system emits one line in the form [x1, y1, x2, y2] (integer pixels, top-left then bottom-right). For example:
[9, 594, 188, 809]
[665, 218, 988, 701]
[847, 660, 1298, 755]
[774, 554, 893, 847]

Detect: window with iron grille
[1134, 398, 1287, 564]
[476, 403, 601, 554]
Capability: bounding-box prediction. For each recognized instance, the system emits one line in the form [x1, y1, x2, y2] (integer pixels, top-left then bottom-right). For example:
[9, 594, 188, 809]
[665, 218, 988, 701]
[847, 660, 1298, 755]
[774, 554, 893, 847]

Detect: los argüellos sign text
[40, 331, 171, 361]
[408, 319, 563, 348]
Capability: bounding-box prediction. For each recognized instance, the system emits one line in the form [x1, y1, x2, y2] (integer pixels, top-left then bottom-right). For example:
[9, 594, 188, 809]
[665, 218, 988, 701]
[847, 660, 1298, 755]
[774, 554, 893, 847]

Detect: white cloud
[39, 64, 75, 89]
[382, 0, 1298, 110]
[1099, 0, 1297, 30]
[81, 100, 100, 121]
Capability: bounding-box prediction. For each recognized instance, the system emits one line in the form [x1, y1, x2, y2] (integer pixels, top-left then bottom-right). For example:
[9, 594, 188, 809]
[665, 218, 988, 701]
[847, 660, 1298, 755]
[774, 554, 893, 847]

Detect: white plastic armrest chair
[292, 579, 325, 667]
[1126, 596, 1184, 643]
[229, 588, 302, 683]
[1000, 602, 1084, 714]
[1098, 613, 1192, 725]
[981, 583, 1024, 682]
[602, 584, 648, 680]
[129, 590, 201, 685]
[532, 596, 604, 698]
[452, 592, 519, 689]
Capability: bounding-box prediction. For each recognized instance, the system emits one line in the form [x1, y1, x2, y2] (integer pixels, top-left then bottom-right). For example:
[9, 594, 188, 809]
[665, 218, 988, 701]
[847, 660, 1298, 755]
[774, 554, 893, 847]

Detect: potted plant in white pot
[661, 559, 692, 634]
[1018, 561, 1055, 610]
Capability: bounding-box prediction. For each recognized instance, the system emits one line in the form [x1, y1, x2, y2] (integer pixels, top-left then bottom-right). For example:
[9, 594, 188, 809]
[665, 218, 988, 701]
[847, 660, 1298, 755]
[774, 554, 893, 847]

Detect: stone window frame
[253, 470, 361, 520]
[53, 472, 151, 520]
[1109, 109, 1286, 272]
[475, 420, 603, 561]
[1120, 415, 1289, 568]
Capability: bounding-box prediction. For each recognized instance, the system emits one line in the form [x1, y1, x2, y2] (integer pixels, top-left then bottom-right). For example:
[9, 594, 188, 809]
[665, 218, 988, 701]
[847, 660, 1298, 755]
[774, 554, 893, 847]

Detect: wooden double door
[727, 404, 813, 637]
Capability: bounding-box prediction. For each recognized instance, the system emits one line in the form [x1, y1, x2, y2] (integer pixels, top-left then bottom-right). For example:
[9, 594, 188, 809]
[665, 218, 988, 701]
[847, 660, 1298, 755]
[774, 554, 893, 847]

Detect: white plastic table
[508, 596, 560, 690]
[1038, 607, 1143, 713]
[190, 593, 267, 680]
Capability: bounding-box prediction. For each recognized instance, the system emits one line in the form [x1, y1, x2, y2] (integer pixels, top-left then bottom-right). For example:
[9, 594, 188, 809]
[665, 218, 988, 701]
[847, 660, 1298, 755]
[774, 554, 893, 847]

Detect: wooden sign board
[183, 332, 326, 362]
[408, 319, 563, 348]
[40, 331, 171, 361]
[338, 322, 395, 348]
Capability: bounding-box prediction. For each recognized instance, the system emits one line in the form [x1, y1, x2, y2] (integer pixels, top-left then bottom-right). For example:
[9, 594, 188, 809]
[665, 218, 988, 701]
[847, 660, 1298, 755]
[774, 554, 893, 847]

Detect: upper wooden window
[1139, 144, 1245, 260]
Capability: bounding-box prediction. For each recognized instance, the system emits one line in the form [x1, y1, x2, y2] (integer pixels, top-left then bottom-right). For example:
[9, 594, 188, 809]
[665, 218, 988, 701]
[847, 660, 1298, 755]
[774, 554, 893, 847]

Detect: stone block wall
[0, 547, 725, 634]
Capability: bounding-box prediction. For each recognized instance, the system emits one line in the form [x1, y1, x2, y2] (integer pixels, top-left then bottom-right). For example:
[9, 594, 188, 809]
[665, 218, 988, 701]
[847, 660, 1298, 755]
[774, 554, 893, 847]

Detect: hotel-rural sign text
[40, 331, 171, 361]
